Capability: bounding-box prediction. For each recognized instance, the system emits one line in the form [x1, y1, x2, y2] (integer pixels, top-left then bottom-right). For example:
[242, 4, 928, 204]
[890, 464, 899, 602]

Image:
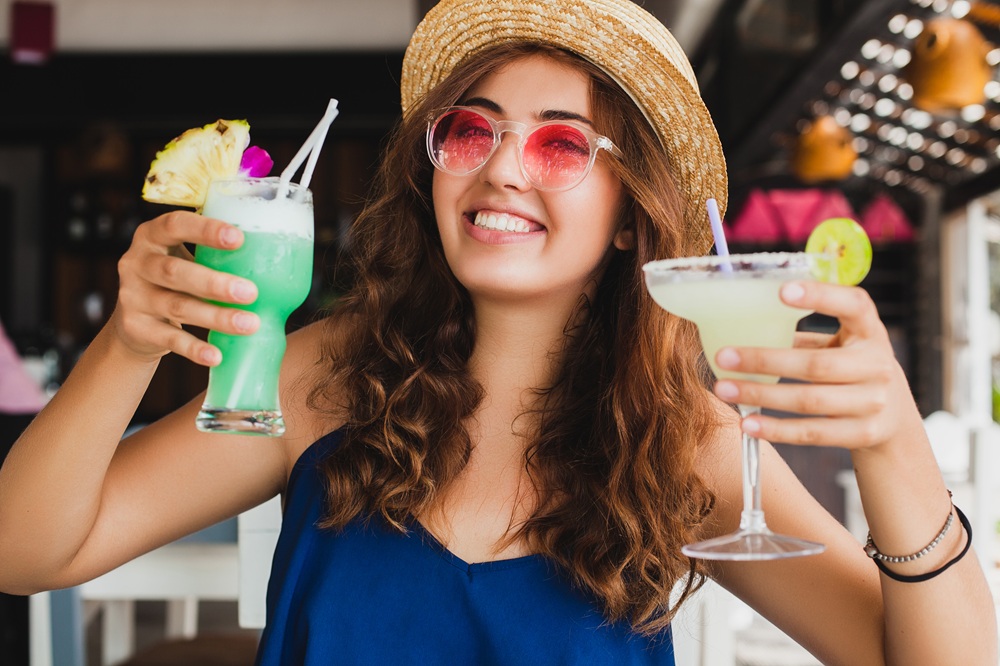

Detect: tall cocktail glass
[194, 177, 314, 436]
[643, 252, 826, 560]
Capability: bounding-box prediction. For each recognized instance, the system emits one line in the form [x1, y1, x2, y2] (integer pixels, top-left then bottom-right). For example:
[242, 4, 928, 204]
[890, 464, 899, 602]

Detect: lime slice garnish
[805, 217, 872, 285]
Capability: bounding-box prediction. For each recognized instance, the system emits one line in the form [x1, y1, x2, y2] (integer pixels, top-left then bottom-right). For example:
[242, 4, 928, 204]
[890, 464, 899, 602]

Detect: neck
[468, 294, 582, 418]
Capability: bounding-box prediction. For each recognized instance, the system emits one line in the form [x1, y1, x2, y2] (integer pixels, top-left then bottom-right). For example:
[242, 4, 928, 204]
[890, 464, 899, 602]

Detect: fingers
[138, 210, 243, 251]
[146, 286, 259, 335]
[114, 211, 260, 366]
[706, 283, 914, 453]
[713, 374, 892, 449]
[116, 285, 260, 366]
[114, 306, 222, 366]
[793, 331, 834, 349]
[739, 413, 886, 449]
[124, 212, 257, 302]
[714, 345, 881, 384]
[780, 281, 885, 341]
[143, 253, 257, 305]
[714, 379, 885, 419]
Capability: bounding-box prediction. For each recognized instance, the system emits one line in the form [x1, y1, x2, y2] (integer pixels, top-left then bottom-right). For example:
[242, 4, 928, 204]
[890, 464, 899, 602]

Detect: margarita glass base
[195, 407, 286, 437]
[681, 527, 826, 561]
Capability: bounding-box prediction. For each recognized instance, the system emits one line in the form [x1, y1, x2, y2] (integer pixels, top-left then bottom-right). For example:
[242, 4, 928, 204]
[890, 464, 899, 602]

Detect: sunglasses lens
[430, 109, 496, 174]
[522, 124, 592, 190]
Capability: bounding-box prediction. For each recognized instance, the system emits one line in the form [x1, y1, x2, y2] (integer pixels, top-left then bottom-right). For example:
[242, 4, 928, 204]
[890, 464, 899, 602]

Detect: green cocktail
[194, 177, 314, 436]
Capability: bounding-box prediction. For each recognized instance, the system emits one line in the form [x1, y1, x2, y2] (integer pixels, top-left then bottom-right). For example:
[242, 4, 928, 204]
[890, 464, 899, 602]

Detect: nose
[478, 129, 531, 191]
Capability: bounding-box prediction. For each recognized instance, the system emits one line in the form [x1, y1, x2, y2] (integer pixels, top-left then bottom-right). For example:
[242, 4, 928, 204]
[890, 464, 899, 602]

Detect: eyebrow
[459, 96, 596, 127]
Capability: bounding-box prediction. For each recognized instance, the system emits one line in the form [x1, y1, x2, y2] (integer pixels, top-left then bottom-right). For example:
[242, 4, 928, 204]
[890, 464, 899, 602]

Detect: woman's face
[431, 54, 627, 308]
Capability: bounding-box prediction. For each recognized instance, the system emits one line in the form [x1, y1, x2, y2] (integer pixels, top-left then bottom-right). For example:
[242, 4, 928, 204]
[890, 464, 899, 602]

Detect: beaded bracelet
[864, 498, 973, 584]
[864, 493, 954, 564]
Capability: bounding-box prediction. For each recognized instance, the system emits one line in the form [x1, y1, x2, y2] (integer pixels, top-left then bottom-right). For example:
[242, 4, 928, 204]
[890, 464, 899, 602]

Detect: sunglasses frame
[426, 106, 623, 192]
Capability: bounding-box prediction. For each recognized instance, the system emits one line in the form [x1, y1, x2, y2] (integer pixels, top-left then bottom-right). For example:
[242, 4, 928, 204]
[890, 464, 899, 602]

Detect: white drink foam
[203, 177, 314, 239]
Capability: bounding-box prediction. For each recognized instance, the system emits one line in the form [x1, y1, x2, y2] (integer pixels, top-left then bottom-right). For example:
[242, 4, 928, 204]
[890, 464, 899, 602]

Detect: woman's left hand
[710, 279, 925, 452]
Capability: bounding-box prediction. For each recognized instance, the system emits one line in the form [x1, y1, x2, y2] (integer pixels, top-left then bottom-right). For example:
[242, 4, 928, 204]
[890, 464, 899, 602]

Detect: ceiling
[0, 0, 721, 54]
[694, 0, 1000, 216]
[0, 0, 418, 52]
[4, 0, 998, 214]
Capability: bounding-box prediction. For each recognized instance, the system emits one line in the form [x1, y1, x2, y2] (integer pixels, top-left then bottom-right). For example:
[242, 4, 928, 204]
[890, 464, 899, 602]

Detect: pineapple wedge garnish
[142, 119, 251, 209]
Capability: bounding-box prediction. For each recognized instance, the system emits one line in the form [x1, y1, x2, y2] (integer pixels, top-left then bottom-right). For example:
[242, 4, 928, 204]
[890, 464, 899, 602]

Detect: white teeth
[474, 211, 532, 232]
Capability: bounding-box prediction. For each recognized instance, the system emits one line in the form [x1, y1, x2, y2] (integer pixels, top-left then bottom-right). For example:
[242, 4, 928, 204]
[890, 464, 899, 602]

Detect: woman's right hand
[113, 210, 259, 366]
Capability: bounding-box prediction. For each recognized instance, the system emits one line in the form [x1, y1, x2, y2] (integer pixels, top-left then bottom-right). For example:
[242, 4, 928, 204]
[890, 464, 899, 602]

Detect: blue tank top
[255, 429, 676, 665]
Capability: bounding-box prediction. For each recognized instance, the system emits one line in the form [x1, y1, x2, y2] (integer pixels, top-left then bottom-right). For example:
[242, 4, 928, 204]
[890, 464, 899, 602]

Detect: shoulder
[279, 317, 354, 478]
[691, 396, 742, 497]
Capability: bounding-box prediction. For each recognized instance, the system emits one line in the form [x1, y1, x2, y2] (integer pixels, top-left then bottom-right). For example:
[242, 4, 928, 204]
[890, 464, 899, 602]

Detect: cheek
[584, 174, 626, 240]
[432, 172, 466, 231]
[431, 174, 452, 239]
[431, 172, 445, 219]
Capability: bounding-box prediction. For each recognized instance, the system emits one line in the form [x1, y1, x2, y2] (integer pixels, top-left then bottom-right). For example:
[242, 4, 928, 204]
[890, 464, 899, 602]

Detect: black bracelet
[872, 504, 973, 583]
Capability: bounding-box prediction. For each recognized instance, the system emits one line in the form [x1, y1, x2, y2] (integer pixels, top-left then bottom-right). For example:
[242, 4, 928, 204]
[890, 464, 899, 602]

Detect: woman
[0, 1, 996, 664]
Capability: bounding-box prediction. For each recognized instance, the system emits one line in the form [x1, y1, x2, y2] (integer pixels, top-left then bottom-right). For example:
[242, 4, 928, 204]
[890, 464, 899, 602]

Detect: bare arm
[699, 281, 997, 665]
[697, 428, 886, 666]
[0, 211, 291, 594]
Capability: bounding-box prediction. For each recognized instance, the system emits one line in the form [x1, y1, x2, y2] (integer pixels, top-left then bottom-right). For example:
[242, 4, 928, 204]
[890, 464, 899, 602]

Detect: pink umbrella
[727, 188, 858, 245]
[0, 320, 48, 414]
[770, 189, 857, 243]
[727, 189, 785, 244]
[860, 193, 916, 243]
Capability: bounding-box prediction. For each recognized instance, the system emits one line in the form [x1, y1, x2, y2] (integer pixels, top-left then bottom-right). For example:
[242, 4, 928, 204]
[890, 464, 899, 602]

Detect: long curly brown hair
[308, 41, 720, 636]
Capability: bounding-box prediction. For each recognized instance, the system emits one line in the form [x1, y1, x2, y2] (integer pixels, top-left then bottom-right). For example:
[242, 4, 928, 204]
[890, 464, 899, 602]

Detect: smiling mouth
[473, 211, 535, 233]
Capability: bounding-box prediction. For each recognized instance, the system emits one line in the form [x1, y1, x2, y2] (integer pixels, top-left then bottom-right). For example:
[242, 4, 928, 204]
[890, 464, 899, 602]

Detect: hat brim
[401, 0, 728, 255]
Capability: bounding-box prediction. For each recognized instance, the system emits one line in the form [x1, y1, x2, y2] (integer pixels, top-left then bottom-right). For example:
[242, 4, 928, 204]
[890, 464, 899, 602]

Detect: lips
[469, 209, 545, 233]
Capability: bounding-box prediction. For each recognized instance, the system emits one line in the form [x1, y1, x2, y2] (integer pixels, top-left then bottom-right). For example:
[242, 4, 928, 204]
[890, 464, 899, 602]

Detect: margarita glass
[643, 252, 826, 560]
[194, 177, 314, 436]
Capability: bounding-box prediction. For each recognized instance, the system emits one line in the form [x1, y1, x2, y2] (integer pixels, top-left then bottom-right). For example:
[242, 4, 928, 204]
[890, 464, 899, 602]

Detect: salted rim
[642, 252, 813, 275]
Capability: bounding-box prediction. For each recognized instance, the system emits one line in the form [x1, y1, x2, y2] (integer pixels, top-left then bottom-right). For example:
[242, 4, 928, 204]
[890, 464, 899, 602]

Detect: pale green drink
[646, 274, 811, 384]
[194, 177, 314, 435]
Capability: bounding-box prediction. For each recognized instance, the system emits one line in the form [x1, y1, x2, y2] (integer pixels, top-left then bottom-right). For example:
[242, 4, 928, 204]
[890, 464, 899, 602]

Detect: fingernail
[716, 347, 740, 369]
[201, 347, 221, 365]
[781, 281, 805, 303]
[715, 381, 738, 400]
[741, 418, 761, 435]
[221, 227, 241, 247]
[234, 313, 258, 332]
[231, 280, 256, 302]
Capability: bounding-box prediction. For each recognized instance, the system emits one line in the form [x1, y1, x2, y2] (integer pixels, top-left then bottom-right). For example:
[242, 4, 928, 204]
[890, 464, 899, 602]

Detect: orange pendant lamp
[904, 17, 991, 112]
[791, 115, 857, 183]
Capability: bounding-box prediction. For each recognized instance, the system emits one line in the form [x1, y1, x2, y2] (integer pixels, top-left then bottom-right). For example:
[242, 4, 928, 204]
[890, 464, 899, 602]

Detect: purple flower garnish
[240, 145, 274, 178]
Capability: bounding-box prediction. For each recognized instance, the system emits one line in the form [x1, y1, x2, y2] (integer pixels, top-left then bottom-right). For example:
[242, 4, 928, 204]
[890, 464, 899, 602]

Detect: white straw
[277, 98, 340, 198]
[299, 104, 337, 190]
[225, 361, 252, 411]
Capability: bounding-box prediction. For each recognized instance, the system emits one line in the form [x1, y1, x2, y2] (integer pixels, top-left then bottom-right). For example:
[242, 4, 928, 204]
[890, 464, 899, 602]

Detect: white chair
[671, 576, 741, 666]
[30, 541, 240, 666]
[28, 496, 283, 666]
[237, 495, 282, 629]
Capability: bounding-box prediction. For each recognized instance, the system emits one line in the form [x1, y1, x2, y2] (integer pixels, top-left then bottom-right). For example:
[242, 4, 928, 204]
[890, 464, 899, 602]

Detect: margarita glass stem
[738, 404, 767, 533]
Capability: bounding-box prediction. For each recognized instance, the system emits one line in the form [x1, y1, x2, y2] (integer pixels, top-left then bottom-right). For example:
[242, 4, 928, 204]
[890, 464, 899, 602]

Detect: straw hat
[401, 0, 728, 254]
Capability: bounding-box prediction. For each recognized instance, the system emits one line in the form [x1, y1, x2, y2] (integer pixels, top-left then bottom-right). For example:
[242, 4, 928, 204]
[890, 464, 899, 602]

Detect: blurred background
[0, 0, 998, 664]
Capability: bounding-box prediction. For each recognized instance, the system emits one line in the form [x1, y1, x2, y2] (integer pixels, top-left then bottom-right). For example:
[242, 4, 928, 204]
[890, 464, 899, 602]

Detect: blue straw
[706, 198, 732, 272]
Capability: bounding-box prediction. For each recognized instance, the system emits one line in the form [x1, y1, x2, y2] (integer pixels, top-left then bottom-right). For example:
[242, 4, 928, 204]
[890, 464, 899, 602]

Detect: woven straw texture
[401, 0, 728, 254]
